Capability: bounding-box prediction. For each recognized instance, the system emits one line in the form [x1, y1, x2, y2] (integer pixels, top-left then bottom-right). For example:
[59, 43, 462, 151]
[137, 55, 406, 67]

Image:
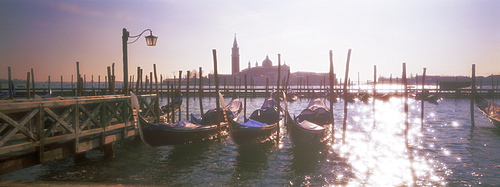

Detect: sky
[0, 0, 499, 83]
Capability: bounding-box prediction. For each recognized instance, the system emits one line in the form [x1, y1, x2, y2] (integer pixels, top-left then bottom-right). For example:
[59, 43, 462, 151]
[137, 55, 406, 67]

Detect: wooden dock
[0, 94, 158, 175]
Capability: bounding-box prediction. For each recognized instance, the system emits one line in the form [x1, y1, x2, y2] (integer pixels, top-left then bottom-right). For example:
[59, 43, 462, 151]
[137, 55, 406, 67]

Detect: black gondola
[475, 95, 500, 127]
[136, 93, 243, 146]
[229, 97, 280, 145]
[285, 97, 332, 147]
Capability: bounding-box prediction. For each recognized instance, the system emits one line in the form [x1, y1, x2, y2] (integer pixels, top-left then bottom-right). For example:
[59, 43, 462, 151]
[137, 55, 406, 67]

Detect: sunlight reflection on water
[331, 97, 446, 186]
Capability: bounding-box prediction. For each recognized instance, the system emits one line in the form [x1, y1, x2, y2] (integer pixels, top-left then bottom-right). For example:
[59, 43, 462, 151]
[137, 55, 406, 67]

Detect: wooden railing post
[73, 101, 80, 154]
[36, 103, 44, 163]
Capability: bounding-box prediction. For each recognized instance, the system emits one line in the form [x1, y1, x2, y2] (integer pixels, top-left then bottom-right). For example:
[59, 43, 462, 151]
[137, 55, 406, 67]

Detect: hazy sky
[0, 0, 498, 82]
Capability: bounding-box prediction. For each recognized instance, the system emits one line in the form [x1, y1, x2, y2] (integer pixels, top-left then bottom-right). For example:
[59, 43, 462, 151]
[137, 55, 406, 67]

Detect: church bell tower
[231, 34, 240, 74]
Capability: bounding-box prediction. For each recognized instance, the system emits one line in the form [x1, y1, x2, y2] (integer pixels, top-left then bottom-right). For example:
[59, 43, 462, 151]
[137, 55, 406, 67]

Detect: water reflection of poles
[342, 49, 352, 143]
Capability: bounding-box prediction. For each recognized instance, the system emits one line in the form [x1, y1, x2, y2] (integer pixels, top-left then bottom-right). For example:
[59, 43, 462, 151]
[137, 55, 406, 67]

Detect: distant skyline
[0, 0, 498, 82]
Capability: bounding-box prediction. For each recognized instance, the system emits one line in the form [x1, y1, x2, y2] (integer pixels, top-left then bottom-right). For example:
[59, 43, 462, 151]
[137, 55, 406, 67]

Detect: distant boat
[0, 82, 16, 99]
[475, 95, 500, 127]
[285, 97, 332, 147]
[229, 97, 280, 145]
[325, 90, 337, 103]
[358, 92, 370, 104]
[160, 93, 183, 117]
[139, 95, 243, 146]
[286, 89, 299, 102]
[41, 89, 52, 98]
[416, 92, 441, 104]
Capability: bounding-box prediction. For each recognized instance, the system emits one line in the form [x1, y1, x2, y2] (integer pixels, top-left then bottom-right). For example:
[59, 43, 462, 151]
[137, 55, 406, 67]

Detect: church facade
[212, 35, 332, 88]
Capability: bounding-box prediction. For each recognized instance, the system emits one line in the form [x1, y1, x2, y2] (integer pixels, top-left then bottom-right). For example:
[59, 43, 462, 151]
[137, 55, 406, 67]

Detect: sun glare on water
[330, 98, 446, 186]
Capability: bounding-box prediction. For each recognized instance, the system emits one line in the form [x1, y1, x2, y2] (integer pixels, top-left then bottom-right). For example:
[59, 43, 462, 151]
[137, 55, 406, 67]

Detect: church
[216, 35, 291, 87]
[213, 35, 331, 88]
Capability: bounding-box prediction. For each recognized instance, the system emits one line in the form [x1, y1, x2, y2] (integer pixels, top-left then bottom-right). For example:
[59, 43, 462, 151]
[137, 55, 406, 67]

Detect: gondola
[137, 93, 243, 146]
[286, 89, 299, 102]
[475, 95, 500, 127]
[160, 92, 183, 115]
[416, 92, 441, 104]
[285, 97, 332, 147]
[229, 97, 280, 145]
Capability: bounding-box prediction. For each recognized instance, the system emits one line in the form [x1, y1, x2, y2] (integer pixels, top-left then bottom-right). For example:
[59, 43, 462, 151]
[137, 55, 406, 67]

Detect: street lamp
[122, 28, 157, 96]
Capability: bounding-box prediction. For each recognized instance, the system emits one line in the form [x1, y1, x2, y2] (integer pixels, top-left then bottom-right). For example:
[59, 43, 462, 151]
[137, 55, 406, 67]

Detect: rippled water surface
[1, 96, 500, 186]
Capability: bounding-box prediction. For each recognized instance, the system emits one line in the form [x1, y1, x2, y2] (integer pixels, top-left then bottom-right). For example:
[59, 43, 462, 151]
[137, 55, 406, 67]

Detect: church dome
[262, 55, 272, 67]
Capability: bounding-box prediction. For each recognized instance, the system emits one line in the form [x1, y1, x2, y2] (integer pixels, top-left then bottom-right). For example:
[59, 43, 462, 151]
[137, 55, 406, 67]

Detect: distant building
[231, 35, 240, 75]
[210, 35, 336, 88]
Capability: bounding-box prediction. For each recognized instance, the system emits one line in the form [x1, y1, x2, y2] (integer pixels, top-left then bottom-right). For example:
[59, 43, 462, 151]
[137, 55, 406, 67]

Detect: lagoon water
[1, 96, 500, 186]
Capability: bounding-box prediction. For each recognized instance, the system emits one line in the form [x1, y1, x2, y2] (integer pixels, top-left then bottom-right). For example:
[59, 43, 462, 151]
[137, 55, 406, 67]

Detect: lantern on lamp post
[122, 28, 157, 96]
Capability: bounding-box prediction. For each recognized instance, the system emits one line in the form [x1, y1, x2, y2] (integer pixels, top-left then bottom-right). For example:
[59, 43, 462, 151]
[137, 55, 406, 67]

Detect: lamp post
[122, 28, 157, 96]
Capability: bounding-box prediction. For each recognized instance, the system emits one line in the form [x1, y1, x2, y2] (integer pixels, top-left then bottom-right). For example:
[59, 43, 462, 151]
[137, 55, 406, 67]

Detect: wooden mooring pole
[186, 71, 190, 121]
[342, 49, 351, 143]
[154, 64, 160, 123]
[373, 65, 377, 127]
[403, 63, 409, 145]
[178, 70, 182, 122]
[31, 68, 35, 98]
[26, 72, 31, 99]
[199, 67, 204, 116]
[471, 64, 476, 126]
[329, 50, 335, 143]
[212, 49, 222, 141]
[244, 74, 248, 120]
[421, 68, 427, 129]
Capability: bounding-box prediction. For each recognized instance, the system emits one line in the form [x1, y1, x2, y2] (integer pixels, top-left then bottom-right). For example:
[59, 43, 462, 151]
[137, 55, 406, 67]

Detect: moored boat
[475, 95, 500, 127]
[139, 95, 242, 146]
[229, 97, 280, 145]
[285, 97, 332, 147]
[160, 92, 183, 116]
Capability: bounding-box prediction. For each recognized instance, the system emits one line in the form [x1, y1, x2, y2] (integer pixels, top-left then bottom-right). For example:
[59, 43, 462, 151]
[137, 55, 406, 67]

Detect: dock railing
[0, 94, 158, 175]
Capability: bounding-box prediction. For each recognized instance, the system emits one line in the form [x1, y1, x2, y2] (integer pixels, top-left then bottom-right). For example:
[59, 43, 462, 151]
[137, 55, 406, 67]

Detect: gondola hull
[136, 94, 242, 146]
[229, 120, 278, 145]
[143, 123, 228, 146]
[285, 113, 328, 147]
[475, 96, 500, 127]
